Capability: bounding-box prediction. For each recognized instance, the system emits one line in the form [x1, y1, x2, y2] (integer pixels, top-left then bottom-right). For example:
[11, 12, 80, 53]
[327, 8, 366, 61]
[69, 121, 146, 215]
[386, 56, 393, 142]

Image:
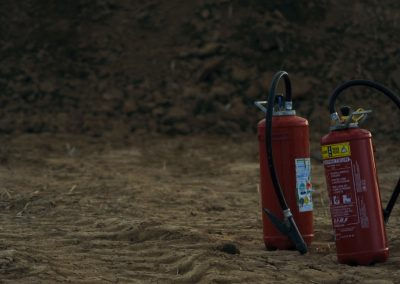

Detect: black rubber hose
[384, 178, 400, 223]
[265, 71, 292, 209]
[329, 80, 400, 114]
[328, 79, 400, 223]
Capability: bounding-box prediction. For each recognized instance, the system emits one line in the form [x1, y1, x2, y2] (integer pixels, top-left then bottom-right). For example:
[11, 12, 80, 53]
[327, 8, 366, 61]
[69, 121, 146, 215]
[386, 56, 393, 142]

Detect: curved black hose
[265, 71, 307, 254]
[385, 178, 400, 223]
[329, 80, 400, 114]
[266, 71, 292, 209]
[328, 79, 400, 223]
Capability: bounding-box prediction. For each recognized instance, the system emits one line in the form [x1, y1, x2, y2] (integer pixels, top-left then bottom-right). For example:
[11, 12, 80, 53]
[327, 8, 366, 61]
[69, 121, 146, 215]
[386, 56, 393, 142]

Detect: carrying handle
[339, 107, 372, 128]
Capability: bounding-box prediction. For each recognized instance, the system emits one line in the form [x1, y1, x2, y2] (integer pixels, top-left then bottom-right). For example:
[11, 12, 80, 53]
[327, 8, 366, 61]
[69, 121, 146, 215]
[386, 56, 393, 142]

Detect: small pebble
[219, 243, 240, 255]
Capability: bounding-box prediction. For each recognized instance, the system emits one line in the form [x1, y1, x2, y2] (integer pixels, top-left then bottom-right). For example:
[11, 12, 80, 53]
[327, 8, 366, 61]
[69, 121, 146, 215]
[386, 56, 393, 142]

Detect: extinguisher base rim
[337, 247, 389, 265]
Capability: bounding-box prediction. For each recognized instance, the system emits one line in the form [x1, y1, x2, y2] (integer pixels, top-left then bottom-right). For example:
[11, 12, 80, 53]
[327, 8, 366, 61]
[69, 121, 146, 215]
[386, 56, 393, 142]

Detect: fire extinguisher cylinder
[321, 79, 400, 265]
[256, 71, 314, 253]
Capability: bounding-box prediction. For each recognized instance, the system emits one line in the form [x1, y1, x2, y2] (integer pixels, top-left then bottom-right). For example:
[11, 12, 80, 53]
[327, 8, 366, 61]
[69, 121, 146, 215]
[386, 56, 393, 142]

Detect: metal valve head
[254, 99, 296, 116]
[330, 106, 372, 131]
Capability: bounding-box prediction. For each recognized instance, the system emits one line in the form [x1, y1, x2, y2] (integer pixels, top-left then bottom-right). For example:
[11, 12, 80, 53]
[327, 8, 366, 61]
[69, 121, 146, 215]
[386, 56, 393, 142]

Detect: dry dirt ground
[0, 133, 399, 283]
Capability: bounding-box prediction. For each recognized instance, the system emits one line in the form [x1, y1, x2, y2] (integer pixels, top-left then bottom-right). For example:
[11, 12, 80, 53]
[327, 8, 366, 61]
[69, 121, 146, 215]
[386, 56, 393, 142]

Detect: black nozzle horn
[340, 106, 351, 116]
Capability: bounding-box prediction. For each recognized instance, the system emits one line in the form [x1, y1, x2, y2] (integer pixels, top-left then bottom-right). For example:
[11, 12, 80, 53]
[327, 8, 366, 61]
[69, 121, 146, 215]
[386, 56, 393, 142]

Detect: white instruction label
[295, 158, 313, 212]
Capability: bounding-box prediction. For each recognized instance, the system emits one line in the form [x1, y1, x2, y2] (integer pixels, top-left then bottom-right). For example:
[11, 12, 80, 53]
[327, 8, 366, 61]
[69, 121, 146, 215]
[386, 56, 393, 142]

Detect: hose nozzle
[263, 208, 308, 254]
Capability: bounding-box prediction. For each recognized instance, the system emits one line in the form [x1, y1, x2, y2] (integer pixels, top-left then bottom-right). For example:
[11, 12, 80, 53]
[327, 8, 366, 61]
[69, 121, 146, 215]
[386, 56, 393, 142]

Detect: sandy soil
[0, 133, 398, 283]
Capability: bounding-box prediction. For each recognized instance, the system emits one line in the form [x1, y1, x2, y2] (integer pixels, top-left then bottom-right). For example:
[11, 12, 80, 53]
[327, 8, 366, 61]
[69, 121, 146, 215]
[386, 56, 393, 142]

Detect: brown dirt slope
[1, 0, 399, 137]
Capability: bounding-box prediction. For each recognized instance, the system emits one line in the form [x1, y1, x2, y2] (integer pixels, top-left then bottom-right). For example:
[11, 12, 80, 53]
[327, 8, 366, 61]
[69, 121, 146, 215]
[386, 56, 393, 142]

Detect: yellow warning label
[321, 142, 351, 159]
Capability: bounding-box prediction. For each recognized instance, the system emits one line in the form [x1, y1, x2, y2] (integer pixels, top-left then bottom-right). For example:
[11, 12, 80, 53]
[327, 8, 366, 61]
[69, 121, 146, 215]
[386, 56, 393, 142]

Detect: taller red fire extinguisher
[321, 80, 400, 265]
[256, 71, 314, 254]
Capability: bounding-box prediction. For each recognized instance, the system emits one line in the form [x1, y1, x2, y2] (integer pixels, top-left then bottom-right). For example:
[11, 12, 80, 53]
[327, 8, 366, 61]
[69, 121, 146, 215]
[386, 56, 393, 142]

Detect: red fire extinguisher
[256, 71, 314, 254]
[321, 80, 400, 265]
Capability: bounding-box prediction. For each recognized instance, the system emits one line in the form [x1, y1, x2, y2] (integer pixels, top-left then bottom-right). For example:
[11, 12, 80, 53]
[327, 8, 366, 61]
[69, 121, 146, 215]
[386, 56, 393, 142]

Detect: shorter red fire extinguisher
[256, 71, 314, 254]
[321, 80, 400, 265]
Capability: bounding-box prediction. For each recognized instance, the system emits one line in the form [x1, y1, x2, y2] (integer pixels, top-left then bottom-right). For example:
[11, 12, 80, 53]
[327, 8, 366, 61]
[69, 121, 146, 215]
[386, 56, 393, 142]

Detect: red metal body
[321, 128, 388, 265]
[257, 115, 314, 250]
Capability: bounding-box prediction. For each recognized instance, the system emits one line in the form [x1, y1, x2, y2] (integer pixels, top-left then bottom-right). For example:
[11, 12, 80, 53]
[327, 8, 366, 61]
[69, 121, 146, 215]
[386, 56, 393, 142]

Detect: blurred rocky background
[1, 0, 399, 139]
